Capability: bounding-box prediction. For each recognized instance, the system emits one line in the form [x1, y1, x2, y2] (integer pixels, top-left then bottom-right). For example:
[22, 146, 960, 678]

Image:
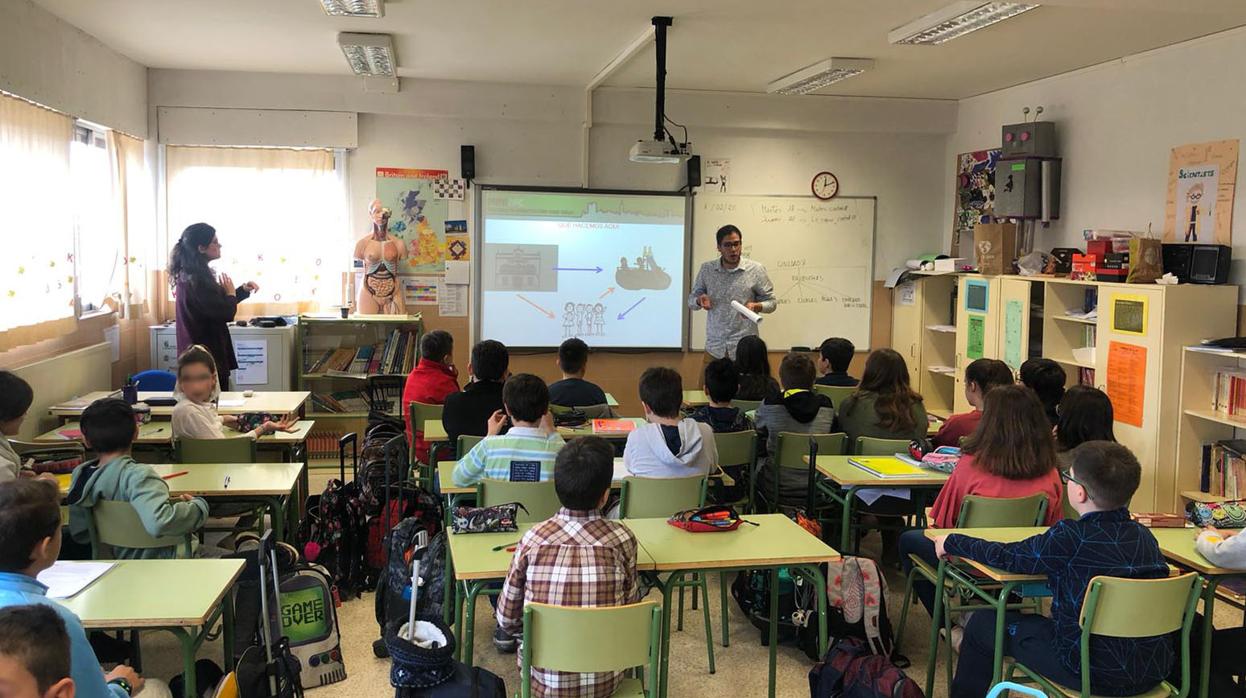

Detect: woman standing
[168, 223, 259, 390]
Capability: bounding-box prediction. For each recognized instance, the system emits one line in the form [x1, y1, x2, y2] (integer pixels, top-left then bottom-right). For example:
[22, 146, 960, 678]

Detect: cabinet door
[997, 278, 1033, 373]
[954, 276, 999, 413]
[1094, 286, 1164, 509]
[891, 280, 924, 389]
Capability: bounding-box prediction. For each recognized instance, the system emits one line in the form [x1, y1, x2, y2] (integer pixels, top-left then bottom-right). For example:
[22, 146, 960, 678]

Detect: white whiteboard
[690, 195, 875, 352]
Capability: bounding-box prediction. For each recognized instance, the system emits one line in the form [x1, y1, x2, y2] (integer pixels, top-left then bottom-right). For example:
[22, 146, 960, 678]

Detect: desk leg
[657, 573, 676, 698]
[453, 581, 465, 661]
[839, 487, 859, 554]
[262, 496, 285, 542]
[462, 581, 487, 668]
[222, 593, 235, 672]
[443, 546, 456, 627]
[768, 567, 779, 698]
[170, 628, 197, 698]
[1199, 577, 1220, 698]
[925, 559, 947, 698]
[991, 581, 1019, 686]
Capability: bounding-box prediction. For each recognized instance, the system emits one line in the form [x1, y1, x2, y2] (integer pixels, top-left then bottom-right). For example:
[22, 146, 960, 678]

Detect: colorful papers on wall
[401, 275, 439, 305]
[437, 279, 468, 317]
[967, 315, 985, 360]
[375, 168, 451, 275]
[1107, 341, 1146, 428]
[1004, 299, 1023, 370]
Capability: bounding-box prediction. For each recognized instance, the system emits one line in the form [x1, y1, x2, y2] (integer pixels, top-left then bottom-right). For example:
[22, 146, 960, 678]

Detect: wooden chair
[476, 479, 560, 524]
[521, 601, 662, 698]
[813, 384, 856, 408]
[1007, 573, 1201, 698]
[87, 500, 194, 559]
[619, 475, 716, 670]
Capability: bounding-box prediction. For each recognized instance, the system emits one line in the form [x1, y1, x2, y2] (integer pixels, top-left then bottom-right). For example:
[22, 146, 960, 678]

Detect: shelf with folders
[1176, 346, 1246, 501]
[298, 314, 423, 418]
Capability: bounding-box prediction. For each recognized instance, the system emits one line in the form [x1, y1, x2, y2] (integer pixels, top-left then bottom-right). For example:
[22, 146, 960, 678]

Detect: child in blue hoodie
[624, 367, 717, 479]
[67, 399, 209, 560]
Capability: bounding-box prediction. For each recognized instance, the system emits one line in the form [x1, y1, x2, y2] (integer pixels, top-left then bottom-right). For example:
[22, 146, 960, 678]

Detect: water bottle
[122, 375, 138, 405]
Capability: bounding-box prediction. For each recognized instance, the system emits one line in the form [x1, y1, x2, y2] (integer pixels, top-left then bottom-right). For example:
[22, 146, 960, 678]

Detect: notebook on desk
[847, 457, 927, 479]
[592, 419, 637, 434]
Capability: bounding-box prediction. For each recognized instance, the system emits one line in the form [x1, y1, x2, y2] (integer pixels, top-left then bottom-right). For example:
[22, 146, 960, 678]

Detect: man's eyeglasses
[719, 241, 742, 249]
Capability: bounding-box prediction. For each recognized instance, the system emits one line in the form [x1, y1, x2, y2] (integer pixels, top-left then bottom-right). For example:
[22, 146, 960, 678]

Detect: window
[71, 122, 124, 313]
[165, 146, 348, 305]
[0, 92, 76, 341]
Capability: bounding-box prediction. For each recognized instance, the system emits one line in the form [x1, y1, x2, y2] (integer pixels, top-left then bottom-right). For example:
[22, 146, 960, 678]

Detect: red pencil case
[667, 505, 750, 532]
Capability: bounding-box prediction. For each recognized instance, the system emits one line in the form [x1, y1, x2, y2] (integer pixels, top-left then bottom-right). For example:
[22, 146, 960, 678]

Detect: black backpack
[393, 664, 506, 697]
[374, 527, 448, 658]
[809, 637, 925, 698]
[296, 434, 370, 598]
[729, 568, 820, 659]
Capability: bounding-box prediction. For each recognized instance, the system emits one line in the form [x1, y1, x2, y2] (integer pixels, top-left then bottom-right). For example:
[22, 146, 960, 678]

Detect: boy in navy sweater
[934, 442, 1172, 698]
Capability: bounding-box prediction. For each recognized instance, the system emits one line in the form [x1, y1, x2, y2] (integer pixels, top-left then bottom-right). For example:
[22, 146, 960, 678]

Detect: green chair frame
[521, 601, 662, 698]
[854, 436, 913, 456]
[733, 399, 763, 414]
[813, 384, 856, 409]
[409, 400, 445, 486]
[87, 499, 195, 559]
[759, 432, 846, 515]
[712, 430, 757, 514]
[476, 479, 560, 524]
[1007, 572, 1201, 698]
[455, 434, 483, 459]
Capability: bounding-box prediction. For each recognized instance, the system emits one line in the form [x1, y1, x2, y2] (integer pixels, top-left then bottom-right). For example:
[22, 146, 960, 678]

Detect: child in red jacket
[401, 330, 459, 463]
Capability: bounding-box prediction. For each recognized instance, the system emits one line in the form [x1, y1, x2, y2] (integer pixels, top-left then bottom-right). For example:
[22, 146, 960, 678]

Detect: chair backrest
[713, 430, 757, 469]
[777, 432, 847, 468]
[456, 434, 483, 459]
[813, 384, 856, 409]
[409, 401, 443, 435]
[956, 493, 1049, 528]
[570, 403, 615, 419]
[1080, 572, 1199, 638]
[175, 436, 257, 464]
[522, 601, 661, 698]
[619, 476, 707, 518]
[133, 369, 177, 392]
[366, 375, 406, 415]
[854, 436, 912, 456]
[477, 479, 561, 523]
[89, 500, 193, 558]
[733, 399, 763, 413]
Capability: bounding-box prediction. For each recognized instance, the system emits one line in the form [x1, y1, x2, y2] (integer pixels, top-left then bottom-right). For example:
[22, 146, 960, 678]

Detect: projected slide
[479, 189, 688, 349]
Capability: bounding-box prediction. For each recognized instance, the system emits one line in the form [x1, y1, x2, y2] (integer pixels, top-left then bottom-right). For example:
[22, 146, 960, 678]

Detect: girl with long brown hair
[836, 348, 928, 444]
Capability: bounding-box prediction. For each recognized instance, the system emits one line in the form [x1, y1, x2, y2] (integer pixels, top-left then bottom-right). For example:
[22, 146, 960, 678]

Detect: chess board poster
[375, 168, 450, 275]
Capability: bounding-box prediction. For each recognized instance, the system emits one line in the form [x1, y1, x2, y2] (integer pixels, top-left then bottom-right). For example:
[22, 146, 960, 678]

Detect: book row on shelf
[307, 431, 348, 461]
[1211, 369, 1246, 417]
[305, 328, 420, 377]
[311, 390, 371, 414]
[1201, 440, 1246, 499]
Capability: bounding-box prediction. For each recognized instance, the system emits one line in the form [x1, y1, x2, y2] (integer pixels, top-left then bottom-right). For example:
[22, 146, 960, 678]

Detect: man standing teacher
[689, 224, 777, 361]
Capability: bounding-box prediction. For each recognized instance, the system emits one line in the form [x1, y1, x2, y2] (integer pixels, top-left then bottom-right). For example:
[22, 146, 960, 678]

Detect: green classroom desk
[810, 455, 949, 552]
[48, 391, 311, 418]
[922, 527, 1048, 694]
[682, 389, 709, 408]
[59, 463, 306, 542]
[59, 559, 244, 698]
[1149, 527, 1246, 698]
[34, 419, 316, 461]
[447, 515, 838, 698]
[423, 415, 641, 462]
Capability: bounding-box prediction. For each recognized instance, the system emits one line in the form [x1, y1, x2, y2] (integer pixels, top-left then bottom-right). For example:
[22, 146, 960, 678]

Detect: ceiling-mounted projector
[630, 138, 690, 164]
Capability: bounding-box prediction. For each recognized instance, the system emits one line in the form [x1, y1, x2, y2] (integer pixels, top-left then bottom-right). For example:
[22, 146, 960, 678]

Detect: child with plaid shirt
[496, 436, 640, 698]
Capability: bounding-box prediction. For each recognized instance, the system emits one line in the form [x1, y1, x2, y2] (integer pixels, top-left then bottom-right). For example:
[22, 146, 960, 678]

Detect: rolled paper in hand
[731, 300, 763, 324]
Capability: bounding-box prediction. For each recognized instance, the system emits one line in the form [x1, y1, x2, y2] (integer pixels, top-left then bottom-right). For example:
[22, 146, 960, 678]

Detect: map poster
[375, 168, 451, 274]
[1163, 139, 1238, 246]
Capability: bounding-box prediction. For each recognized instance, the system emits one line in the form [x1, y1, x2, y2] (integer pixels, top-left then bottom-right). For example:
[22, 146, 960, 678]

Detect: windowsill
[78, 307, 116, 321]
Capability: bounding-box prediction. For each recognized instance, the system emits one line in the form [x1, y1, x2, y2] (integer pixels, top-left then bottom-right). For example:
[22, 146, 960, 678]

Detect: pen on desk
[491, 541, 520, 552]
[162, 471, 188, 480]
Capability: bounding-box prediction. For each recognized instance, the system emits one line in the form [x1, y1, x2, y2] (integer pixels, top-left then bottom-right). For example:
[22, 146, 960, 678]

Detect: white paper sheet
[103, 324, 120, 363]
[731, 300, 764, 324]
[38, 561, 115, 599]
[233, 340, 268, 386]
[444, 260, 470, 285]
[437, 281, 468, 317]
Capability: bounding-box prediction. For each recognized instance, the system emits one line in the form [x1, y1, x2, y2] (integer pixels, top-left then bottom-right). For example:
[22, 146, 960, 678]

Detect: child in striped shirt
[452, 373, 565, 488]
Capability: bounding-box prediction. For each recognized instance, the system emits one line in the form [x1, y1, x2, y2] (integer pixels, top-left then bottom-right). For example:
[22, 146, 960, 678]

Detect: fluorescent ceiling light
[766, 58, 874, 95]
[338, 32, 396, 77]
[320, 0, 384, 18]
[889, 2, 1038, 45]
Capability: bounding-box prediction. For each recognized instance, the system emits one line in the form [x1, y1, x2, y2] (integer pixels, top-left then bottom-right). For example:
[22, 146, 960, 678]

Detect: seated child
[443, 340, 509, 447]
[401, 330, 460, 464]
[934, 441, 1172, 698]
[734, 336, 781, 401]
[899, 384, 1064, 613]
[815, 337, 859, 388]
[755, 353, 835, 506]
[932, 358, 1013, 447]
[1020, 357, 1067, 427]
[548, 338, 611, 412]
[171, 345, 296, 440]
[1190, 524, 1246, 695]
[624, 367, 717, 478]
[688, 358, 753, 433]
[0, 604, 75, 698]
[836, 348, 928, 444]
[68, 399, 210, 560]
[1054, 385, 1116, 468]
[0, 372, 56, 485]
[0, 479, 167, 698]
[497, 436, 640, 697]
[452, 373, 563, 488]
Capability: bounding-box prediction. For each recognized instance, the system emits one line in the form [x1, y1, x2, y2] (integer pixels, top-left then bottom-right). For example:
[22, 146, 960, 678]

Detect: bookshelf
[1175, 346, 1246, 504]
[296, 314, 424, 447]
[892, 273, 959, 418]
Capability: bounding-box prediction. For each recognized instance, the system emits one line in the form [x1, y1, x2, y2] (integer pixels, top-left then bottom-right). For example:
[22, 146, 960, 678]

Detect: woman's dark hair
[734, 335, 771, 379]
[964, 358, 1014, 394]
[0, 480, 62, 572]
[855, 348, 923, 433]
[1056, 385, 1116, 451]
[962, 384, 1057, 479]
[167, 222, 217, 287]
[0, 371, 34, 423]
[1020, 358, 1066, 425]
[176, 344, 218, 378]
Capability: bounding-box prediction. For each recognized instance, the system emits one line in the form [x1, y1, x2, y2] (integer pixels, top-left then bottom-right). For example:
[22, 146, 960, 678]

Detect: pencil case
[667, 505, 748, 532]
[1186, 500, 1246, 528]
[452, 502, 528, 534]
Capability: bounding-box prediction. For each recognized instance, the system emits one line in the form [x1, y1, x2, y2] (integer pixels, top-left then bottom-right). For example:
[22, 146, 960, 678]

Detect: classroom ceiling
[32, 0, 1246, 99]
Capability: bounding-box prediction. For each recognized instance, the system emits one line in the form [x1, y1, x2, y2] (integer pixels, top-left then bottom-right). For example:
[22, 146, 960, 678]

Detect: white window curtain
[0, 92, 76, 349]
[165, 146, 347, 306]
[72, 124, 123, 313]
[111, 132, 156, 314]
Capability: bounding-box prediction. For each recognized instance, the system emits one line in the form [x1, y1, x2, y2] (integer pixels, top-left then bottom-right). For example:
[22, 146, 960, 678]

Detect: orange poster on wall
[1106, 341, 1147, 428]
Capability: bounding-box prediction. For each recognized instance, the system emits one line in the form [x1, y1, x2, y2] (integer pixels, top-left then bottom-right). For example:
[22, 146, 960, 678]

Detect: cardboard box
[1071, 253, 1098, 281]
[1098, 252, 1129, 282]
[972, 222, 1018, 276]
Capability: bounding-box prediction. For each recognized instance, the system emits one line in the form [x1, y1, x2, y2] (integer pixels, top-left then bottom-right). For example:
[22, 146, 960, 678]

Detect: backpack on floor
[374, 527, 448, 658]
[730, 567, 820, 659]
[393, 664, 506, 698]
[296, 435, 370, 599]
[232, 534, 305, 698]
[366, 484, 442, 573]
[825, 557, 898, 659]
[809, 637, 925, 698]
